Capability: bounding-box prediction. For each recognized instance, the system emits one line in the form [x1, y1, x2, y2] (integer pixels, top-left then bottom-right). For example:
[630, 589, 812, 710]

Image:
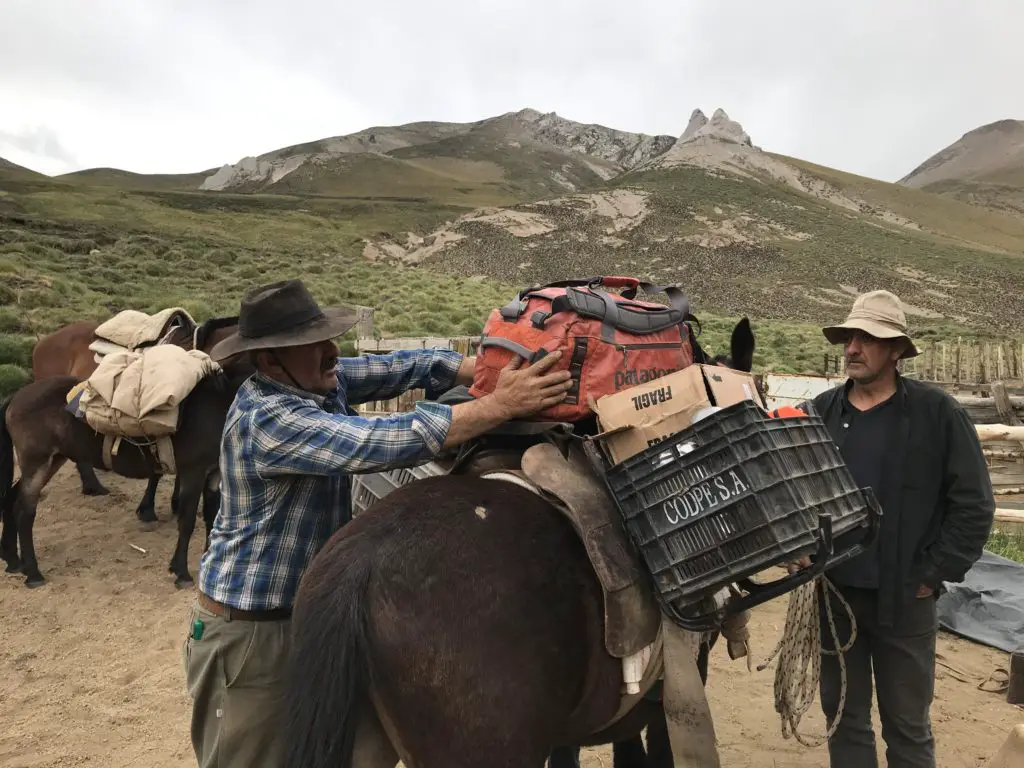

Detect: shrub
[0, 364, 30, 397]
[0, 309, 27, 333]
[18, 289, 62, 309]
[143, 261, 171, 277]
[0, 334, 34, 367]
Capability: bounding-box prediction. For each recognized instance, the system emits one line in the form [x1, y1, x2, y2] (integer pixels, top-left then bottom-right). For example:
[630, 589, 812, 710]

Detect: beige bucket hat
[821, 289, 921, 359]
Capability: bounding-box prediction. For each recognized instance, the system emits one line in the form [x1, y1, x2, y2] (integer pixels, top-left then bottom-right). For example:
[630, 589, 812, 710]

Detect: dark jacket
[807, 373, 995, 627]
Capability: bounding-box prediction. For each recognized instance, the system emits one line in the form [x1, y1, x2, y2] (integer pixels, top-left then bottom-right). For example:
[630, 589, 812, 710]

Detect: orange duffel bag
[468, 276, 700, 422]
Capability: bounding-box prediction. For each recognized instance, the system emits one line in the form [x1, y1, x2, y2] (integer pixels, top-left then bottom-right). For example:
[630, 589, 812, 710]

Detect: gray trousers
[819, 583, 938, 768]
[181, 599, 291, 768]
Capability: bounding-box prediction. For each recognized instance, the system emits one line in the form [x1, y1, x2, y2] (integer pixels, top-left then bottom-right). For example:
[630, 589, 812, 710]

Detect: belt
[197, 590, 292, 622]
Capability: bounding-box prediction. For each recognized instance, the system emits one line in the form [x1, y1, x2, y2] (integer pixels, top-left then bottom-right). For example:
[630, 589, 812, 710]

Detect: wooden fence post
[992, 382, 1022, 426]
[356, 307, 375, 340]
[955, 338, 962, 387]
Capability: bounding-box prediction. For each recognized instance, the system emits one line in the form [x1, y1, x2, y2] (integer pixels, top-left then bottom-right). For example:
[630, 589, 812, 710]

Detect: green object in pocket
[192, 618, 205, 641]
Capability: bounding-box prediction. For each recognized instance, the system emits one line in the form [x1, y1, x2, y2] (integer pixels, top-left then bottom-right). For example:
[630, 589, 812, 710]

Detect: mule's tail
[281, 545, 374, 768]
[0, 397, 15, 504]
[0, 396, 18, 557]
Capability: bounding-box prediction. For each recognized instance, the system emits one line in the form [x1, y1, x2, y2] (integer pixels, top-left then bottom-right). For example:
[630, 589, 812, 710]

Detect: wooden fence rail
[825, 339, 1024, 384]
[354, 336, 477, 415]
[904, 339, 1023, 384]
[977, 424, 1024, 442]
[974, 377, 1024, 494]
[995, 509, 1024, 524]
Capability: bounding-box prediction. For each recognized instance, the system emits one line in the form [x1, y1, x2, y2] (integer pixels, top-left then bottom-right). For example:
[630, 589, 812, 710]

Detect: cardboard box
[591, 364, 765, 465]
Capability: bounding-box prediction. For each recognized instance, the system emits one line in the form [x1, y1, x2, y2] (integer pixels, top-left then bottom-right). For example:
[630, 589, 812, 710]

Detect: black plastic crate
[603, 399, 877, 612]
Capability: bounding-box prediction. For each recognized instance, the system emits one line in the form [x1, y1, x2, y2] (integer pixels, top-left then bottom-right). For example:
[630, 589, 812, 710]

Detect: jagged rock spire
[681, 109, 708, 142]
[678, 107, 752, 147]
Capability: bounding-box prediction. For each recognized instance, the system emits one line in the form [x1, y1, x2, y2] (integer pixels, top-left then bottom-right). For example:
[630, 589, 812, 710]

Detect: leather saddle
[433, 386, 661, 659]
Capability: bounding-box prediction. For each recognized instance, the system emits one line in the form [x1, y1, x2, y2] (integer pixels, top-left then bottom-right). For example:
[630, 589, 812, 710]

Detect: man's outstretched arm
[339, 348, 465, 405]
[252, 351, 572, 476]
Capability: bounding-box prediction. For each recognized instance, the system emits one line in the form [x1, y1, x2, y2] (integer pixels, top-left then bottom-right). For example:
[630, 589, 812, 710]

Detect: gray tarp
[936, 549, 1024, 653]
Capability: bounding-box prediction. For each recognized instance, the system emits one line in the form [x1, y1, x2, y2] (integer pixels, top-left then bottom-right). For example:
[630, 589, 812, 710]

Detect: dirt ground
[1, 466, 1021, 768]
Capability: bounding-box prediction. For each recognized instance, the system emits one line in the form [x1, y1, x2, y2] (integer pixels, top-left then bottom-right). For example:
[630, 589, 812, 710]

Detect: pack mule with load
[0, 346, 255, 589]
[356, 420, 751, 768]
[280, 309, 774, 768]
[349, 318, 761, 767]
[30, 308, 239, 523]
[66, 344, 221, 477]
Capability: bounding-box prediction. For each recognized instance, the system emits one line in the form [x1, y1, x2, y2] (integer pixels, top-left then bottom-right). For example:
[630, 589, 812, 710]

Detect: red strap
[768, 406, 807, 419]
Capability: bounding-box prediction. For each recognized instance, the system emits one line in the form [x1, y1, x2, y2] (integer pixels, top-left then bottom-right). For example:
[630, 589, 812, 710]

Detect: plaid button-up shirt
[197, 348, 463, 612]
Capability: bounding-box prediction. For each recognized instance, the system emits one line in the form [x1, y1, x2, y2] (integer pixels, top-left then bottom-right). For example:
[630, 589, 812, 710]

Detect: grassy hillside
[245, 152, 522, 207]
[393, 161, 1024, 348]
[389, 133, 617, 196]
[208, 132, 617, 205]
[898, 119, 1024, 216]
[56, 167, 214, 192]
[911, 176, 1024, 217]
[0, 157, 46, 181]
[0, 172, 858, 392]
[780, 156, 1024, 253]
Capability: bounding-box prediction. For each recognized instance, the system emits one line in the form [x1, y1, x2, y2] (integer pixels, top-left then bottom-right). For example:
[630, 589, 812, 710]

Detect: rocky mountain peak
[196, 106, 753, 194]
[963, 118, 1024, 138]
[678, 107, 752, 147]
[899, 117, 1024, 190]
[502, 108, 677, 171]
[680, 109, 709, 142]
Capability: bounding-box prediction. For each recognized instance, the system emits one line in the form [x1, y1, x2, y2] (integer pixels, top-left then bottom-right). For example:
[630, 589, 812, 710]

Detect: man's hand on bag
[915, 584, 934, 599]
[492, 350, 574, 419]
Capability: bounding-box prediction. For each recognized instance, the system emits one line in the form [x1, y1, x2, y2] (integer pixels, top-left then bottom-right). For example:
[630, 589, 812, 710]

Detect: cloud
[1, 0, 1022, 181]
[0, 126, 77, 176]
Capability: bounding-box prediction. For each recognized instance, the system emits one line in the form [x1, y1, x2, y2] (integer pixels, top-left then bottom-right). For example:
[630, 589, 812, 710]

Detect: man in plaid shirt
[181, 279, 573, 768]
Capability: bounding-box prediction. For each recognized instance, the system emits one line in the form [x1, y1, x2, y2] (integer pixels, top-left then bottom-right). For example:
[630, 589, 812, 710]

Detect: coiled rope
[755, 575, 857, 748]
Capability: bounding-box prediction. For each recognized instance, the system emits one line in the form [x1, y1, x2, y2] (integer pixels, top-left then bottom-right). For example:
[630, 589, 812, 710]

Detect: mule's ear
[730, 317, 755, 372]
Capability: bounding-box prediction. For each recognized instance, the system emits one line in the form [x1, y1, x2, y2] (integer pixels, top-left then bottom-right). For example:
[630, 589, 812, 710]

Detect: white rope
[755, 575, 857, 748]
[479, 471, 542, 495]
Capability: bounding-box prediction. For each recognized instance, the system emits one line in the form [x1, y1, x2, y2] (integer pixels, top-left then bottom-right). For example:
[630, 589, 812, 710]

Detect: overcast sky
[2, 0, 1021, 182]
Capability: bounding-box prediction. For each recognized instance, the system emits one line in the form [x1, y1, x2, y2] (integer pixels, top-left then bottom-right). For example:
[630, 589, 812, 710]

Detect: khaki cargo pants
[181, 599, 291, 768]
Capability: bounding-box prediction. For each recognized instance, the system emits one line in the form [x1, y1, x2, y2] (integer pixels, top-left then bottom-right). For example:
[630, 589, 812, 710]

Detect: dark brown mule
[30, 316, 239, 524]
[280, 319, 756, 768]
[0, 357, 254, 589]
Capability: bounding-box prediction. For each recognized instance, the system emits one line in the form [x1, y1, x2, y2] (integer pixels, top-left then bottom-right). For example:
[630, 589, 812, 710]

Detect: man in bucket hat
[181, 279, 573, 768]
[822, 288, 922, 362]
[797, 290, 994, 768]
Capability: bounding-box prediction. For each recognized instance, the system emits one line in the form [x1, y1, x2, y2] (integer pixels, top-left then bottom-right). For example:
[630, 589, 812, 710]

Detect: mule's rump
[286, 475, 638, 767]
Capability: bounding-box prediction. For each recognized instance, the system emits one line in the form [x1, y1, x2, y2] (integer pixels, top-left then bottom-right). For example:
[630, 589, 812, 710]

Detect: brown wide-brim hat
[210, 279, 360, 362]
[821, 289, 921, 360]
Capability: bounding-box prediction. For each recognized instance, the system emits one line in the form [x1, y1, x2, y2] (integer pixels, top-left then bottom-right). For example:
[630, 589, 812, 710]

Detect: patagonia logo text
[615, 368, 675, 391]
